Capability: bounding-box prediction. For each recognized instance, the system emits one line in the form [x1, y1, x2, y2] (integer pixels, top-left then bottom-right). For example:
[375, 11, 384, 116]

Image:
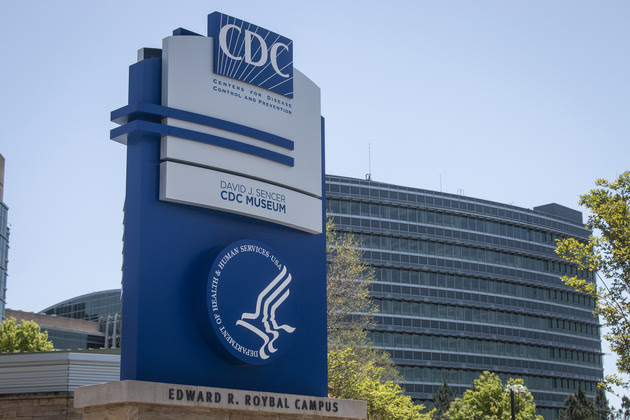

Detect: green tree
[594, 387, 613, 420]
[559, 387, 597, 420]
[328, 347, 430, 420]
[432, 381, 456, 419]
[0, 317, 54, 353]
[327, 217, 376, 346]
[445, 372, 542, 420]
[555, 171, 630, 388]
[327, 218, 428, 419]
[326, 217, 398, 382]
[610, 396, 630, 420]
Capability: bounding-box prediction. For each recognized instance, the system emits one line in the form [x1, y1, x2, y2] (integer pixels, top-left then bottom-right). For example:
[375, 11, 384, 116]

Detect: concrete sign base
[74, 380, 366, 420]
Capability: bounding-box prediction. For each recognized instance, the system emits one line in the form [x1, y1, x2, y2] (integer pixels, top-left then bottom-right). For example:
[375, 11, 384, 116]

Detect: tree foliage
[559, 387, 597, 420]
[445, 372, 542, 420]
[328, 347, 430, 420]
[618, 396, 630, 420]
[0, 317, 54, 353]
[326, 218, 398, 382]
[594, 387, 614, 420]
[327, 218, 427, 419]
[327, 217, 376, 346]
[556, 171, 630, 388]
[432, 381, 456, 419]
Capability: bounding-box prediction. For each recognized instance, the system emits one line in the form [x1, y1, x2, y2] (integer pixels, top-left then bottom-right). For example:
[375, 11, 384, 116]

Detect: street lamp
[505, 384, 526, 420]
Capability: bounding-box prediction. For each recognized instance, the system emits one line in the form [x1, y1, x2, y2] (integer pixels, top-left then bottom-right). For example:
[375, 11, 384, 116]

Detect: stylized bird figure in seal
[236, 265, 296, 359]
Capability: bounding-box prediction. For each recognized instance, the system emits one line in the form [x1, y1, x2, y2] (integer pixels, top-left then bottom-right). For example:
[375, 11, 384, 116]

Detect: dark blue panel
[127, 58, 162, 106]
[173, 28, 203, 37]
[120, 57, 163, 380]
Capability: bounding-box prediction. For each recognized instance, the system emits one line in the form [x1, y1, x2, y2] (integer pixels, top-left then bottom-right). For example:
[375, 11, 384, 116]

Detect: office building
[0, 154, 8, 320]
[38, 289, 121, 349]
[325, 175, 602, 420]
[5, 308, 109, 351]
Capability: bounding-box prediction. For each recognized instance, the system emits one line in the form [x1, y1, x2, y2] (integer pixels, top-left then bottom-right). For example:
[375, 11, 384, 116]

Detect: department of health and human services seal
[207, 239, 297, 364]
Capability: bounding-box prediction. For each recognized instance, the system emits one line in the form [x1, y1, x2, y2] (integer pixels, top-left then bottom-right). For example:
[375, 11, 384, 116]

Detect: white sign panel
[161, 36, 322, 199]
[160, 161, 323, 234]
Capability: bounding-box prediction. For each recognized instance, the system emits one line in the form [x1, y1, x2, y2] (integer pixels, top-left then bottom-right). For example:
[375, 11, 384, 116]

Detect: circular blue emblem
[206, 239, 297, 364]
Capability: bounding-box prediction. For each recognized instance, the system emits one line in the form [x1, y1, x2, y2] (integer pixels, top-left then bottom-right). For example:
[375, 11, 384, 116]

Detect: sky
[1, 0, 629, 404]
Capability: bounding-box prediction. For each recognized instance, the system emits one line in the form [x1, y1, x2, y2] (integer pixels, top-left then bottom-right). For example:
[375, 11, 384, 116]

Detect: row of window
[387, 348, 602, 380]
[44, 303, 121, 321]
[371, 283, 595, 326]
[0, 205, 7, 239]
[353, 231, 589, 281]
[373, 267, 595, 311]
[372, 283, 595, 324]
[370, 332, 602, 367]
[42, 291, 122, 321]
[371, 283, 593, 323]
[0, 239, 7, 271]
[397, 366, 598, 396]
[46, 329, 104, 350]
[373, 299, 598, 338]
[326, 179, 587, 236]
[375, 315, 601, 350]
[362, 248, 580, 289]
[327, 198, 578, 250]
[391, 350, 601, 385]
[331, 214, 596, 282]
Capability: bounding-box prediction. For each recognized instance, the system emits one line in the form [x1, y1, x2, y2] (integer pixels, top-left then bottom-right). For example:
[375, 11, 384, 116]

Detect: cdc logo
[208, 12, 294, 99]
[206, 239, 297, 364]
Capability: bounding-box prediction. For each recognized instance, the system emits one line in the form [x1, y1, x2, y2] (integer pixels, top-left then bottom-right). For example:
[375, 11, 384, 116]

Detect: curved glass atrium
[40, 289, 122, 349]
[325, 175, 602, 420]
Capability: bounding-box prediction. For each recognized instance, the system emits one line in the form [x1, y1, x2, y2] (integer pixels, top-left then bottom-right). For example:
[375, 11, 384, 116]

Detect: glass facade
[325, 175, 602, 420]
[45, 328, 106, 350]
[0, 202, 7, 321]
[40, 289, 122, 348]
[0, 154, 6, 320]
[41, 289, 121, 321]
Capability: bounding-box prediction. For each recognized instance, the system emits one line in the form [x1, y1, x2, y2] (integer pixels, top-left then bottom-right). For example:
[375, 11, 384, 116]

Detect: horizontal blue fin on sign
[111, 103, 293, 151]
[111, 120, 294, 167]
